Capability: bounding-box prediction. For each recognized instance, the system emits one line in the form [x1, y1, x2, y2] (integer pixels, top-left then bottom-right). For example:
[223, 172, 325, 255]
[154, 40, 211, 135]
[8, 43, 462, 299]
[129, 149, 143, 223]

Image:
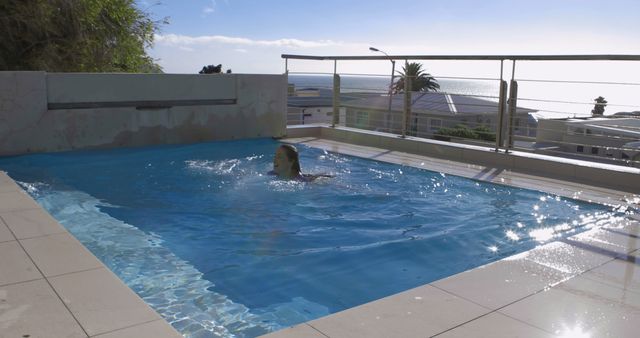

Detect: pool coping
[282, 135, 638, 209]
[260, 134, 640, 337]
[0, 171, 182, 338]
[285, 124, 640, 195]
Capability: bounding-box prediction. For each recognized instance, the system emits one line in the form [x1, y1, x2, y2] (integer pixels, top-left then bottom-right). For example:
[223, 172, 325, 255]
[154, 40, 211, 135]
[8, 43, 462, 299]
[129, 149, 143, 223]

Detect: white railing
[283, 54, 640, 167]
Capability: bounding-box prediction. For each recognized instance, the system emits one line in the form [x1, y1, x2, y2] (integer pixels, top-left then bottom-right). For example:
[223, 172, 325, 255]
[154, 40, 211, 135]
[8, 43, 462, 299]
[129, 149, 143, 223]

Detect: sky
[142, 0, 640, 81]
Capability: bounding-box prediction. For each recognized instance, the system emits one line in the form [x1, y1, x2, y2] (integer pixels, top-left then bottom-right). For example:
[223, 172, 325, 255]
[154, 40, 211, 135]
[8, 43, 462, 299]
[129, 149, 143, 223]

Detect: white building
[535, 117, 640, 163]
[343, 92, 537, 139]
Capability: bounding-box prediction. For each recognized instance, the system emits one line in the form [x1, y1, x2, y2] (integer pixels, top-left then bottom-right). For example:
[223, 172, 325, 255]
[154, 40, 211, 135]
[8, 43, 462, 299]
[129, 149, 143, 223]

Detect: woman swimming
[270, 144, 332, 181]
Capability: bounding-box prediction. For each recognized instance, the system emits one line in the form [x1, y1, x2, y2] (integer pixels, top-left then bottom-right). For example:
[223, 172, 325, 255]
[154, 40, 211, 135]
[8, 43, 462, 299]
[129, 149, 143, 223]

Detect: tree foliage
[393, 62, 440, 94]
[436, 124, 496, 142]
[0, 0, 164, 72]
[591, 96, 607, 116]
[199, 64, 232, 74]
[199, 64, 222, 74]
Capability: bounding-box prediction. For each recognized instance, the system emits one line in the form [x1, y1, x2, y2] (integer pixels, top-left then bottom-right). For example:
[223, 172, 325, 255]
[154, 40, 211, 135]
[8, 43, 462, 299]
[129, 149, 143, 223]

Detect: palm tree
[392, 62, 440, 94]
[591, 96, 607, 116]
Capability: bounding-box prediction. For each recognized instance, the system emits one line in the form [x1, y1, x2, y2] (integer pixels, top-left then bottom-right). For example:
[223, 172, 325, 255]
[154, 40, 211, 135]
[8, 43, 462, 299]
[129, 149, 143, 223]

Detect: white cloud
[202, 0, 215, 15]
[234, 48, 248, 53]
[155, 33, 341, 49]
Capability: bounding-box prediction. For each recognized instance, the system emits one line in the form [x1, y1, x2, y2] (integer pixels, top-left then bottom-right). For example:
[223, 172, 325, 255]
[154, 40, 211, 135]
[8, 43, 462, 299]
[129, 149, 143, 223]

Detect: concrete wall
[0, 72, 286, 155]
[536, 119, 567, 143]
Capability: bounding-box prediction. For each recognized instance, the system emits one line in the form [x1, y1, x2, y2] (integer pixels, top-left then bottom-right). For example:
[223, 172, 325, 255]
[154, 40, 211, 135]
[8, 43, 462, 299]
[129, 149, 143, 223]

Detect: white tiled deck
[261, 137, 640, 337]
[0, 173, 181, 338]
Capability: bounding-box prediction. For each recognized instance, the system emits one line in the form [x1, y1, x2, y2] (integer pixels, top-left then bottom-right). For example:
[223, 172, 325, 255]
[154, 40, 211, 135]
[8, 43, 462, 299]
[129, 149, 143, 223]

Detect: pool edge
[0, 171, 182, 338]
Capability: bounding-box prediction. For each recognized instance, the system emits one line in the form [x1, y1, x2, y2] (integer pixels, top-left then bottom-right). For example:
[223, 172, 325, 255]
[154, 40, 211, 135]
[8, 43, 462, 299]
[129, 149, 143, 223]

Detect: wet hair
[279, 144, 301, 174]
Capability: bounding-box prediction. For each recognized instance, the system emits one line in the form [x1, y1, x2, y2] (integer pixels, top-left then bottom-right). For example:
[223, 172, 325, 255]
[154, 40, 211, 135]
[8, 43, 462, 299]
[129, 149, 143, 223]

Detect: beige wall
[0, 72, 286, 155]
[536, 119, 567, 143]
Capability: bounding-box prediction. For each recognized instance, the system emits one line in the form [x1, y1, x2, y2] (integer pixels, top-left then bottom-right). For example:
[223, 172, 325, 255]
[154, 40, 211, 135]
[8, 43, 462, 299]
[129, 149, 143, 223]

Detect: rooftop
[344, 91, 536, 116]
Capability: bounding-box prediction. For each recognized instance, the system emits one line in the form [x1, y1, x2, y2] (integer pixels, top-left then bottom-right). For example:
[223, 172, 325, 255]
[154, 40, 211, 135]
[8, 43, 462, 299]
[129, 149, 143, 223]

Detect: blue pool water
[0, 139, 622, 337]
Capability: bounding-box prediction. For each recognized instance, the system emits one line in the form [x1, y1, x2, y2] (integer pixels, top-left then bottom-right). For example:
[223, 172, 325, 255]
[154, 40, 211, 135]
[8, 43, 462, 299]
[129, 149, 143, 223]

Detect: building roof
[343, 92, 536, 116]
[614, 111, 640, 117]
[579, 118, 640, 138]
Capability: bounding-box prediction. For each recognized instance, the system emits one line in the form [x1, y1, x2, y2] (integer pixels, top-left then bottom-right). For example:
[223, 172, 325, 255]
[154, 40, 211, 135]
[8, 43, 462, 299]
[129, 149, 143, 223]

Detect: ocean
[288, 74, 640, 118]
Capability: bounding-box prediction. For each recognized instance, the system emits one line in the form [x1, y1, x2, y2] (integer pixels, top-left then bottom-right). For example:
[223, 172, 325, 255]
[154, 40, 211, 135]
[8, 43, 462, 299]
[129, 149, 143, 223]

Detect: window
[430, 118, 442, 132]
[576, 145, 584, 153]
[622, 153, 629, 159]
[356, 111, 369, 128]
[591, 147, 599, 155]
[568, 127, 584, 135]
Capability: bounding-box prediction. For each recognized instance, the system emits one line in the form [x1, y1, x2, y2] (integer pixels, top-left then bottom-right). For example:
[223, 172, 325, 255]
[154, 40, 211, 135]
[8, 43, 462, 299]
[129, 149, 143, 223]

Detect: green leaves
[436, 124, 496, 142]
[0, 0, 163, 73]
[392, 62, 440, 94]
[591, 96, 607, 116]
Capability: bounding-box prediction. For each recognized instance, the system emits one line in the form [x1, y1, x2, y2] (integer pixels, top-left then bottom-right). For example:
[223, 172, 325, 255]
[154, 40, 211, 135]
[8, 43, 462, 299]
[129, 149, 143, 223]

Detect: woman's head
[273, 144, 301, 178]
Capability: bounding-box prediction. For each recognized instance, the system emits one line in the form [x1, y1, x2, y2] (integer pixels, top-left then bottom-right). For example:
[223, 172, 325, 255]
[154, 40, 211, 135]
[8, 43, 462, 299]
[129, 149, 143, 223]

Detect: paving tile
[602, 218, 640, 237]
[21, 232, 104, 277]
[522, 241, 613, 276]
[0, 279, 87, 337]
[0, 172, 21, 193]
[260, 324, 327, 338]
[1, 208, 67, 239]
[92, 319, 182, 338]
[567, 227, 640, 256]
[431, 252, 570, 310]
[0, 190, 41, 212]
[0, 219, 14, 243]
[499, 275, 640, 337]
[581, 258, 640, 295]
[0, 241, 41, 286]
[434, 312, 554, 338]
[49, 268, 160, 336]
[308, 284, 489, 338]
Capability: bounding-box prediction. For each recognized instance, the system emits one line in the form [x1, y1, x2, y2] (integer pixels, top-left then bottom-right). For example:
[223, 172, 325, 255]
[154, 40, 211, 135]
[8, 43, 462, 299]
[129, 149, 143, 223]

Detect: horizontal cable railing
[284, 55, 640, 167]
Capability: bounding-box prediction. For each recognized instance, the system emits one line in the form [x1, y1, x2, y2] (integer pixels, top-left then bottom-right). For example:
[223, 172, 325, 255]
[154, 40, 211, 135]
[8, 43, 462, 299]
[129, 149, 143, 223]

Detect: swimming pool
[0, 138, 622, 337]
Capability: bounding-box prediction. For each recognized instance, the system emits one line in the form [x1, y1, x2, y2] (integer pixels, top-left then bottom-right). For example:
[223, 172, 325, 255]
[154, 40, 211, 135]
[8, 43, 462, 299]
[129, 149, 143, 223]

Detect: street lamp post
[369, 47, 395, 132]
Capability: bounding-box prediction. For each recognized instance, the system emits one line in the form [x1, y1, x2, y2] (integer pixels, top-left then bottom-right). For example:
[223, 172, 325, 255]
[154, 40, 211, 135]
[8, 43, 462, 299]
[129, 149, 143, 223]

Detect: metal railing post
[506, 79, 518, 150]
[332, 73, 340, 127]
[387, 60, 396, 132]
[495, 80, 508, 151]
[402, 76, 411, 137]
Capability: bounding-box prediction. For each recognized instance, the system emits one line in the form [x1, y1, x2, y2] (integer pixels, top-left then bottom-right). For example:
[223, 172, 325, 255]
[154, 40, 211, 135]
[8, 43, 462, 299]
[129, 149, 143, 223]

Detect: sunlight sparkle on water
[529, 227, 555, 242]
[488, 245, 498, 252]
[554, 223, 571, 231]
[505, 230, 520, 241]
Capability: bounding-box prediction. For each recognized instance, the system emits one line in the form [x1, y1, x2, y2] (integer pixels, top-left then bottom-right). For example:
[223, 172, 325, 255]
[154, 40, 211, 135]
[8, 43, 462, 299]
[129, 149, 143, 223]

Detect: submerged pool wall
[0, 71, 287, 155]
